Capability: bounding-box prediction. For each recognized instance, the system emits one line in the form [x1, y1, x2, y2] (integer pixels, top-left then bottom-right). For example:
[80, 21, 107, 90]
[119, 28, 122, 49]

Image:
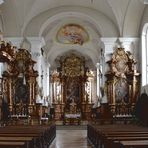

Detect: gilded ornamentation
[105, 47, 140, 116]
[63, 54, 84, 77]
[111, 48, 128, 78]
[0, 44, 38, 123]
[0, 41, 16, 62]
[52, 53, 92, 121]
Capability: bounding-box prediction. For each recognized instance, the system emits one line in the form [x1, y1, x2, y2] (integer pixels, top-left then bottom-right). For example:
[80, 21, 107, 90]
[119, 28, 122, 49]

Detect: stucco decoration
[57, 24, 89, 45]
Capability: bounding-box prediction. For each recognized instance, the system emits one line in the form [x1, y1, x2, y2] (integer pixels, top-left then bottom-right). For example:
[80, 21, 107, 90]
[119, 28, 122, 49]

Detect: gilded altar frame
[0, 42, 38, 122]
[105, 47, 140, 115]
[51, 53, 93, 121]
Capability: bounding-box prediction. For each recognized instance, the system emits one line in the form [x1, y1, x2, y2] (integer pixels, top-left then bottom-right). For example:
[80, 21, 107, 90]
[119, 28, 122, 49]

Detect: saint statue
[69, 98, 77, 113]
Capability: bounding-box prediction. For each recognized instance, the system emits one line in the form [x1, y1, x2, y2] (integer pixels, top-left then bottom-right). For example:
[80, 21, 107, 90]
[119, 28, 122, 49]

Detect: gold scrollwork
[63, 54, 84, 77]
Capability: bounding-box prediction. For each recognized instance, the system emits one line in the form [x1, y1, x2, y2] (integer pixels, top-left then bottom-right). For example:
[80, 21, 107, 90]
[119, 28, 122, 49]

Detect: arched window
[142, 23, 148, 86]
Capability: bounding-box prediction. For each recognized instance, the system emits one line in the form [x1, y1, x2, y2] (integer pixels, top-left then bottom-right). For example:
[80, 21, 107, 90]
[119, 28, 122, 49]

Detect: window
[142, 23, 148, 86]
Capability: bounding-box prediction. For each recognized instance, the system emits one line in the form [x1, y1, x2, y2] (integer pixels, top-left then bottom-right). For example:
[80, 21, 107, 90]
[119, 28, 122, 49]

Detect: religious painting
[57, 24, 89, 45]
[66, 77, 80, 104]
[61, 54, 84, 104]
[115, 78, 128, 104]
[15, 78, 29, 104]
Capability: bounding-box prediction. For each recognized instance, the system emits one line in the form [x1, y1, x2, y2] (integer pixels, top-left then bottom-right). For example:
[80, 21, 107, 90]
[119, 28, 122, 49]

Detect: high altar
[51, 53, 93, 122]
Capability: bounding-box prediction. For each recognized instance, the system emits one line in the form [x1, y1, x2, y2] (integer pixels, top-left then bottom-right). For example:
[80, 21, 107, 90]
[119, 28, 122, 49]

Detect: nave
[50, 128, 92, 148]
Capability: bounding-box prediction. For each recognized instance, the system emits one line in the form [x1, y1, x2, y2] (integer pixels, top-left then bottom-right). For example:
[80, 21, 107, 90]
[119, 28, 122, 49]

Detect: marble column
[46, 63, 50, 99]
[96, 63, 100, 98]
[28, 37, 45, 89]
[42, 60, 50, 98]
[100, 38, 116, 84]
[142, 31, 147, 86]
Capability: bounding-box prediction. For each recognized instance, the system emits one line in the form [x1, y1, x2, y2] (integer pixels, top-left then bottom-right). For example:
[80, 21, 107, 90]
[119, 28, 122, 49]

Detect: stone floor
[49, 129, 93, 148]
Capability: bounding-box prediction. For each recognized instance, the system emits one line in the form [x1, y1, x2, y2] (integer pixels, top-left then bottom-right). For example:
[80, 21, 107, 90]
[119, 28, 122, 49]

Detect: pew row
[0, 123, 56, 148]
[87, 124, 148, 148]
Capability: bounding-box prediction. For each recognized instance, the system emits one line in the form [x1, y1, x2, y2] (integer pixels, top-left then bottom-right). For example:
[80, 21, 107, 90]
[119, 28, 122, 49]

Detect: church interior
[0, 0, 148, 147]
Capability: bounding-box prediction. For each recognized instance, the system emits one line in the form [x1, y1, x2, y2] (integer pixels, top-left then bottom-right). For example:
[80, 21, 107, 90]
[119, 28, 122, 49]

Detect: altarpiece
[0, 40, 39, 124]
[51, 53, 93, 122]
[105, 47, 140, 117]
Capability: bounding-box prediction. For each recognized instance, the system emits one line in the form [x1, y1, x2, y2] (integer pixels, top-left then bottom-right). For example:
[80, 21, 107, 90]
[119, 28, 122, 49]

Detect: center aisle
[49, 129, 92, 148]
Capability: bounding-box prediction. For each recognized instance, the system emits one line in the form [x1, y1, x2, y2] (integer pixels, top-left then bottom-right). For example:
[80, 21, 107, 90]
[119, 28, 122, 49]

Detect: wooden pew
[100, 128, 148, 148]
[87, 124, 148, 148]
[103, 135, 148, 148]
[0, 141, 27, 148]
[0, 127, 44, 148]
[119, 140, 148, 148]
[0, 133, 41, 148]
[101, 129, 148, 147]
[0, 124, 56, 148]
[0, 137, 34, 148]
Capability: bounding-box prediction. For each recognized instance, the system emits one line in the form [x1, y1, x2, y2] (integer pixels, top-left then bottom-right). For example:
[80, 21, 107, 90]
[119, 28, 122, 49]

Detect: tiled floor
[49, 130, 93, 148]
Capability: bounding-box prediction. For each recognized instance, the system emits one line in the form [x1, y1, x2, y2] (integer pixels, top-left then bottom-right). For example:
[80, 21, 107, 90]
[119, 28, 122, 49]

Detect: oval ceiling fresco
[57, 24, 89, 45]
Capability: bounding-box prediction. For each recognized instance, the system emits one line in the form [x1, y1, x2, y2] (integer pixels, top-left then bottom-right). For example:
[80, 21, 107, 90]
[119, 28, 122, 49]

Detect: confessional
[105, 47, 140, 121]
[51, 53, 93, 122]
[0, 41, 39, 125]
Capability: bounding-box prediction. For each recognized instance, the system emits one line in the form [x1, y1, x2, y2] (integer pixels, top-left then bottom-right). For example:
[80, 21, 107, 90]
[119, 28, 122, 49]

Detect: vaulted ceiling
[0, 0, 147, 69]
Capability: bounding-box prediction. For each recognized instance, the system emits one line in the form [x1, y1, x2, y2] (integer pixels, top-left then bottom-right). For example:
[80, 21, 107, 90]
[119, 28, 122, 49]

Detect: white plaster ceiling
[0, 0, 147, 69]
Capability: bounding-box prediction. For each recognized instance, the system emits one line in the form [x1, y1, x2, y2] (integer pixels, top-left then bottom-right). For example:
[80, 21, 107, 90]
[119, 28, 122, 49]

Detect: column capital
[32, 52, 42, 58]
[5, 37, 23, 48]
[118, 37, 139, 43]
[27, 37, 45, 46]
[5, 37, 46, 52]
[100, 37, 140, 54]
[118, 37, 139, 50]
[27, 37, 45, 53]
[96, 63, 100, 68]
[101, 37, 139, 45]
[100, 37, 117, 45]
[100, 38, 117, 54]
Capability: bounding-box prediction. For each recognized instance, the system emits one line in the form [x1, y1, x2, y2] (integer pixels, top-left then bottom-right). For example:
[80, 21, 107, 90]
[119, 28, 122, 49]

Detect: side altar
[0, 40, 48, 125]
